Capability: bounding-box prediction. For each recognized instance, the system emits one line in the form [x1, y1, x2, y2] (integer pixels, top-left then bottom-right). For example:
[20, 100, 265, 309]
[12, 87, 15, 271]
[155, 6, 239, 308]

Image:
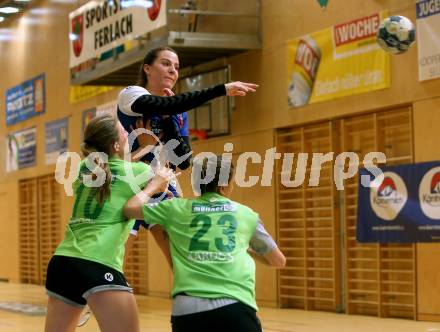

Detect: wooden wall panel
[341, 108, 415, 319]
[276, 123, 340, 311]
[19, 179, 39, 284]
[125, 230, 149, 295]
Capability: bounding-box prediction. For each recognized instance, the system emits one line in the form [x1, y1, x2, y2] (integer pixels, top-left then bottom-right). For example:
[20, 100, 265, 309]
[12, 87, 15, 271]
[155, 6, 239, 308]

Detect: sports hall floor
[1, 283, 440, 332]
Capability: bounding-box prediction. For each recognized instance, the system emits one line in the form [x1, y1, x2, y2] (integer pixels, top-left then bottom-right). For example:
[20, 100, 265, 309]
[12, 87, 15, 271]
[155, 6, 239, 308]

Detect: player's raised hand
[163, 88, 175, 96]
[225, 81, 259, 96]
[150, 164, 179, 193]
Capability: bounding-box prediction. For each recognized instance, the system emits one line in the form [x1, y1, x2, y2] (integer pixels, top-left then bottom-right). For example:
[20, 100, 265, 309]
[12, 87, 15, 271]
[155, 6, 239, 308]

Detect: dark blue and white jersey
[117, 84, 225, 167]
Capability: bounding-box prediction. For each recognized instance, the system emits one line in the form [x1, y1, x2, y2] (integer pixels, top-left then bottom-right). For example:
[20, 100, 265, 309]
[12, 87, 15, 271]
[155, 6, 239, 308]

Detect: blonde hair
[81, 114, 119, 205]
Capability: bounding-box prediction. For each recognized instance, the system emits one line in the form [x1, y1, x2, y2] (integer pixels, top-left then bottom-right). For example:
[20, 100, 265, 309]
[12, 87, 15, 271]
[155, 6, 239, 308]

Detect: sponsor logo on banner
[357, 161, 440, 242]
[288, 36, 322, 107]
[72, 14, 84, 57]
[333, 13, 381, 58]
[6, 74, 46, 126]
[69, 0, 167, 68]
[287, 11, 390, 108]
[419, 166, 440, 219]
[370, 172, 407, 221]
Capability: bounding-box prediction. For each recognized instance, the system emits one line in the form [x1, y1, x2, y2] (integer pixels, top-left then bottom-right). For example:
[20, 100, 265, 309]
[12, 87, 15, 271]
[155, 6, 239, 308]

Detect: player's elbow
[273, 254, 286, 268]
[266, 248, 286, 268]
[123, 202, 134, 219]
[123, 199, 141, 220]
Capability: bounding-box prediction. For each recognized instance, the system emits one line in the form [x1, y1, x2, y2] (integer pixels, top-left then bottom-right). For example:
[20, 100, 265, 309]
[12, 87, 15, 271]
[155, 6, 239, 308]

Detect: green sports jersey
[142, 192, 259, 310]
[55, 157, 153, 272]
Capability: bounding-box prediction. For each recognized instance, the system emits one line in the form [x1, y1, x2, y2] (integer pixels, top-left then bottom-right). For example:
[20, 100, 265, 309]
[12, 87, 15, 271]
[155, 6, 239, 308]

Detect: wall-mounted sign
[69, 0, 167, 68]
[6, 127, 37, 172]
[6, 74, 45, 126]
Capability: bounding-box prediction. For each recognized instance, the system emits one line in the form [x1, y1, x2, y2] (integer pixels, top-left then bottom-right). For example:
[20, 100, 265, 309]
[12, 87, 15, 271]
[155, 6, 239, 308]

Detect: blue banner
[45, 118, 69, 165]
[6, 127, 37, 172]
[6, 74, 45, 126]
[417, 0, 440, 19]
[357, 161, 440, 242]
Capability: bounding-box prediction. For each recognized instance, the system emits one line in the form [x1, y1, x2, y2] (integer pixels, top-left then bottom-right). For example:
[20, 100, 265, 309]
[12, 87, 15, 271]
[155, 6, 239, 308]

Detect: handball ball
[377, 15, 416, 54]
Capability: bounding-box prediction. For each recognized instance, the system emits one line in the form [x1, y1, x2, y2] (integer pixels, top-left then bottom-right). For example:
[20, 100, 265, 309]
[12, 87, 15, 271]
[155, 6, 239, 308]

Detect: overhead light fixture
[0, 7, 20, 14]
[30, 8, 57, 15]
[15, 0, 32, 2]
[120, 0, 152, 9]
[0, 17, 4, 22]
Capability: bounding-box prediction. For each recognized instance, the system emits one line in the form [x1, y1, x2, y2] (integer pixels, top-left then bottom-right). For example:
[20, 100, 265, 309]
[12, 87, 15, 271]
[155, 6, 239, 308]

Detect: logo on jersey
[370, 172, 407, 220]
[176, 114, 184, 129]
[188, 251, 233, 263]
[104, 272, 114, 282]
[192, 203, 237, 213]
[419, 167, 440, 219]
[71, 14, 84, 57]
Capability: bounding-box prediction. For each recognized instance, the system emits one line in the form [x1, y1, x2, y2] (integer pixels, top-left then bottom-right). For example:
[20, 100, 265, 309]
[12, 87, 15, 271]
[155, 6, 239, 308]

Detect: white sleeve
[117, 86, 151, 116]
[249, 219, 278, 255]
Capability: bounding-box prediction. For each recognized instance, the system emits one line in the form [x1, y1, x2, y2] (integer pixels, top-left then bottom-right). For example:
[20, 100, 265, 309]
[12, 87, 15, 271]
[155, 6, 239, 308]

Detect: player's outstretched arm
[125, 82, 258, 116]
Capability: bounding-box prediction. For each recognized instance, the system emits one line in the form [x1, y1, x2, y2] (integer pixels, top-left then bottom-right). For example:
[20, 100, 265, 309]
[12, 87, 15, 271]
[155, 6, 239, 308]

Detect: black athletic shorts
[45, 255, 132, 307]
[171, 302, 262, 332]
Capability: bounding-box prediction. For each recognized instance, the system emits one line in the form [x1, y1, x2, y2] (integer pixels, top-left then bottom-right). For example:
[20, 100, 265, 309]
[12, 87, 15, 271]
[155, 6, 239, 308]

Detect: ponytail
[95, 161, 112, 205]
[81, 115, 119, 205]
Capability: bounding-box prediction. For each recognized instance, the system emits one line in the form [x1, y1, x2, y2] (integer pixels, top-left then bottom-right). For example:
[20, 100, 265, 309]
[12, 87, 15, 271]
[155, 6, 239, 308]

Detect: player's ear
[143, 64, 151, 76]
[219, 184, 233, 197]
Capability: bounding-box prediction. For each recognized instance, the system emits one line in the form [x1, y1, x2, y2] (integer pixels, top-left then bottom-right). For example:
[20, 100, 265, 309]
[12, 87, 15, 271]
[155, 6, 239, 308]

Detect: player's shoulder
[119, 85, 150, 97]
[110, 158, 152, 175]
[159, 197, 190, 211]
[117, 86, 151, 107]
[166, 197, 188, 206]
[232, 200, 258, 217]
[130, 160, 152, 173]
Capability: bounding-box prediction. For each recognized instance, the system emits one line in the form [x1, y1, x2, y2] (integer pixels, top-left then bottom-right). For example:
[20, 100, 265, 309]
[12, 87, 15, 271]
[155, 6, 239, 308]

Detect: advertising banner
[357, 161, 440, 242]
[416, 0, 440, 81]
[45, 118, 69, 165]
[70, 86, 114, 103]
[6, 127, 37, 172]
[6, 74, 45, 126]
[69, 0, 167, 67]
[287, 11, 390, 108]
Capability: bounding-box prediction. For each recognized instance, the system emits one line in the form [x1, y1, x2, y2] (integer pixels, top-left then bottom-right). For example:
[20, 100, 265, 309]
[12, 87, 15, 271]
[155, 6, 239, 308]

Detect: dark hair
[81, 114, 119, 205]
[192, 155, 234, 195]
[136, 46, 178, 87]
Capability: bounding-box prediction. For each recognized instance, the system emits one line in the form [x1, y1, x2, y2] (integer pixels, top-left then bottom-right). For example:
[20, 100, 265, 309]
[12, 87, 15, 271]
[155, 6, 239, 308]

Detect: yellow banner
[69, 86, 115, 104]
[287, 11, 390, 108]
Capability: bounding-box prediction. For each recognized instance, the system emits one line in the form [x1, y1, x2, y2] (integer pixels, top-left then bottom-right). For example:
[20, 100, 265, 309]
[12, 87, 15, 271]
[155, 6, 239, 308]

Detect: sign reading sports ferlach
[69, 0, 167, 68]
